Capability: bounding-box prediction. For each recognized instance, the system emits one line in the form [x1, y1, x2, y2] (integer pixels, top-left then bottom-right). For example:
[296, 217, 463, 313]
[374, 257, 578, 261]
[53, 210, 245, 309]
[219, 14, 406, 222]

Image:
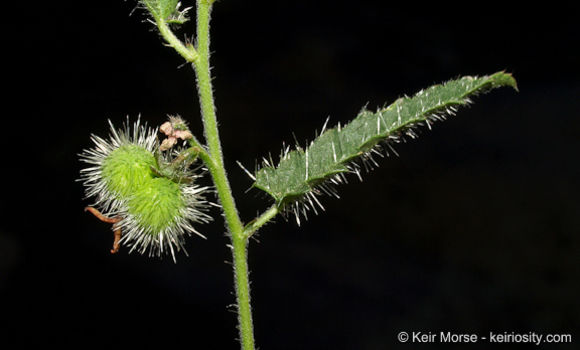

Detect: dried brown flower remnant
[85, 206, 122, 254]
[160, 118, 193, 151]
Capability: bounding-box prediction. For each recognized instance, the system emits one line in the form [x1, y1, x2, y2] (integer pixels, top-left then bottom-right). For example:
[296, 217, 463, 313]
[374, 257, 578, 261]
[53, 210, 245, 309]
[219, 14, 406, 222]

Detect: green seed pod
[79, 118, 212, 260]
[101, 144, 158, 199]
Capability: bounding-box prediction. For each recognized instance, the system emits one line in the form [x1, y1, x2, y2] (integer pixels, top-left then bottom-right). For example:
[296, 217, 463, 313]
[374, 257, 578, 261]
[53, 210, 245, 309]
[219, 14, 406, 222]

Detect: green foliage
[253, 72, 517, 210]
[141, 0, 189, 24]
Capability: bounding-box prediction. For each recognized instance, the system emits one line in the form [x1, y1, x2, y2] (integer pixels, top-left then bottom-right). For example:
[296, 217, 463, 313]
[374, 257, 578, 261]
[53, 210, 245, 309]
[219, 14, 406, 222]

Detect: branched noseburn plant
[79, 1, 517, 349]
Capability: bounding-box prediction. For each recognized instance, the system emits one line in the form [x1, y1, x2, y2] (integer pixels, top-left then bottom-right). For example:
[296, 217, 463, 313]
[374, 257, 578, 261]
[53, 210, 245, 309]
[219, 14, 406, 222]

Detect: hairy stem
[156, 1, 277, 347]
[193, 1, 255, 349]
[155, 17, 198, 63]
[231, 232, 254, 350]
[243, 205, 279, 238]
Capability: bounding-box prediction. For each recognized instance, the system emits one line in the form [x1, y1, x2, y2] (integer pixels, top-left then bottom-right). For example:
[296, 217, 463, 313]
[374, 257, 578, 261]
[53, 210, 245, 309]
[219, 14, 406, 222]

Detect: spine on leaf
[252, 72, 517, 222]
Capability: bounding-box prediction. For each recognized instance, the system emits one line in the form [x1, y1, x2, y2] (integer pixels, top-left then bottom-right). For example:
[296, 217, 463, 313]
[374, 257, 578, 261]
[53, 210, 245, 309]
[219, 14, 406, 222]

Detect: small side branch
[243, 205, 279, 239]
[188, 138, 217, 171]
[156, 18, 199, 64]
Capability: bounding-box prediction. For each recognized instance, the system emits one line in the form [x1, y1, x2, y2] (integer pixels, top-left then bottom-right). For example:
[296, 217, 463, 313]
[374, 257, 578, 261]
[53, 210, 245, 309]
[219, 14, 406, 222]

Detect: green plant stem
[156, 2, 280, 347]
[231, 231, 255, 350]
[189, 139, 257, 350]
[243, 205, 279, 238]
[155, 18, 198, 63]
[193, 1, 255, 349]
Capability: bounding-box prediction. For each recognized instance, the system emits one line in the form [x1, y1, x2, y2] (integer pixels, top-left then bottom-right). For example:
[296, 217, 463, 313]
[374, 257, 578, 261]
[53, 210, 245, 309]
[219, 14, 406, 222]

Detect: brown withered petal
[159, 121, 174, 136]
[174, 130, 193, 140]
[160, 137, 178, 151]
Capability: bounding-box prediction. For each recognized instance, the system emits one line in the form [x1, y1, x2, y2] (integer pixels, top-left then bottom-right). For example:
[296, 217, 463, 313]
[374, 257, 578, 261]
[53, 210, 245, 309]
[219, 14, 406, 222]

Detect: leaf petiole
[243, 205, 280, 239]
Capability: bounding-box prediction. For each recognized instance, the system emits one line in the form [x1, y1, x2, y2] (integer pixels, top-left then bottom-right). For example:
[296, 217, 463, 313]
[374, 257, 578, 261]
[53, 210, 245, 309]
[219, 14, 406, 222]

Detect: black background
[2, 1, 579, 349]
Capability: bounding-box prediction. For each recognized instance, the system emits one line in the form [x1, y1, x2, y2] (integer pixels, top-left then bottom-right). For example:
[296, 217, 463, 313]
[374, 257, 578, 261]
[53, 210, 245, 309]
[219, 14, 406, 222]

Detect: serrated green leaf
[160, 0, 180, 19]
[141, 0, 181, 21]
[141, 0, 161, 18]
[253, 71, 517, 208]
